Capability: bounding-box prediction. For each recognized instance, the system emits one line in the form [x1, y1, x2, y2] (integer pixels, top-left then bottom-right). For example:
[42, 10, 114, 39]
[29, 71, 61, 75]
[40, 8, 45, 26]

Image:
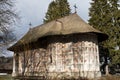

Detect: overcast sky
[2, 0, 91, 57]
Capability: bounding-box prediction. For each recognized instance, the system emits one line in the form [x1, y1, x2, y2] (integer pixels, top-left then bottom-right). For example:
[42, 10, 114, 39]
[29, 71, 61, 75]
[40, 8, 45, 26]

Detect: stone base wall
[48, 71, 101, 79]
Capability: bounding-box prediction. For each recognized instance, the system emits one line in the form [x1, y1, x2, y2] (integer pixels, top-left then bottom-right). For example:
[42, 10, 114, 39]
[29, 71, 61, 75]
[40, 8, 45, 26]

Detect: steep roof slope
[8, 13, 108, 50]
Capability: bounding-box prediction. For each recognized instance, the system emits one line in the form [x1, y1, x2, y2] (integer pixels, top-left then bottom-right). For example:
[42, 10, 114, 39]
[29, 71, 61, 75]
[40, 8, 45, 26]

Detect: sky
[1, 0, 91, 57]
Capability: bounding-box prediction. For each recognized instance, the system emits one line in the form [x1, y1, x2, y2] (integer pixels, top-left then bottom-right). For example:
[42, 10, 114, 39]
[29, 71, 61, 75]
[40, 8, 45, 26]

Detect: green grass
[0, 75, 120, 80]
[0, 75, 13, 80]
[98, 75, 120, 80]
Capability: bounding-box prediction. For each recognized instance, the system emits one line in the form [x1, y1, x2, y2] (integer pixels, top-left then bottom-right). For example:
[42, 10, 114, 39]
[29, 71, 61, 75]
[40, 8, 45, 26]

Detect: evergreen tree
[43, 1, 59, 23]
[89, 0, 120, 74]
[57, 0, 71, 17]
[44, 0, 71, 23]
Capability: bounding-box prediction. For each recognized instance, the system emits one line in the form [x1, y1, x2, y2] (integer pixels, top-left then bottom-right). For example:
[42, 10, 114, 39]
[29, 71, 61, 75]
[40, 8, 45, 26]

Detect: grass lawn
[0, 75, 120, 80]
[0, 75, 13, 80]
[99, 75, 120, 80]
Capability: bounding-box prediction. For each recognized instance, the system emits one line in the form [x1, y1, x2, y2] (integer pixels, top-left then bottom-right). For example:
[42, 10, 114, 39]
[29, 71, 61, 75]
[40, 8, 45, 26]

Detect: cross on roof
[74, 4, 77, 13]
[29, 22, 32, 27]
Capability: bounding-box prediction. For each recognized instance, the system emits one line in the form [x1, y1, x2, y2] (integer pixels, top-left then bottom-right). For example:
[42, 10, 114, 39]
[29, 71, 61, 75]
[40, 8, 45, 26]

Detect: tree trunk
[105, 64, 109, 75]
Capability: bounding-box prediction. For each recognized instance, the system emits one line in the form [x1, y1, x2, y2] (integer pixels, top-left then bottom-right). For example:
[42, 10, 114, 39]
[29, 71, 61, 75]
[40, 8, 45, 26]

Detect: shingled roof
[8, 13, 108, 50]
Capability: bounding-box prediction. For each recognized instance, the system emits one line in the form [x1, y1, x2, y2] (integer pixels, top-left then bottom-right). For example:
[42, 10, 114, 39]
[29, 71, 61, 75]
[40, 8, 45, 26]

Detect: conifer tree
[89, 0, 120, 74]
[57, 0, 71, 17]
[44, 0, 71, 23]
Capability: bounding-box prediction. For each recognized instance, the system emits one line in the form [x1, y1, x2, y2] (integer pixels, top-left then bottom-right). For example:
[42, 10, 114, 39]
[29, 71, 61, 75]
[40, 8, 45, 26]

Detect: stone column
[12, 53, 18, 77]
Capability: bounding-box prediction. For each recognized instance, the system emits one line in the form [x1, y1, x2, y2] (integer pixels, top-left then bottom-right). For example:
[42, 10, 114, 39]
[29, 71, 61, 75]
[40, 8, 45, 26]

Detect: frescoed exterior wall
[12, 33, 101, 78]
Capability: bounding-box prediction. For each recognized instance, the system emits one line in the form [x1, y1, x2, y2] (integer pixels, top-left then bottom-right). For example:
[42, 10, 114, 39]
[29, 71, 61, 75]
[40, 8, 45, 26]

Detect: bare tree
[0, 0, 18, 45]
